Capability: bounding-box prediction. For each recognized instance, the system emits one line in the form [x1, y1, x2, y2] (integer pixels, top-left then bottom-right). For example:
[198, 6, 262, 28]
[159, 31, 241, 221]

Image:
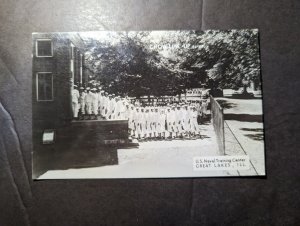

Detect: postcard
[32, 30, 265, 179]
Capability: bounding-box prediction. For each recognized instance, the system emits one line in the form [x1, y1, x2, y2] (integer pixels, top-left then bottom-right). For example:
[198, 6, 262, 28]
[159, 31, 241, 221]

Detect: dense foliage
[83, 30, 260, 97]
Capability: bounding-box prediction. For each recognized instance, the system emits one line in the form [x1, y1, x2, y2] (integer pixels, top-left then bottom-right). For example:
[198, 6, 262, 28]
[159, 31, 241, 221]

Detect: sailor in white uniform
[106, 94, 115, 120]
[153, 108, 160, 138]
[79, 87, 86, 119]
[190, 106, 200, 137]
[98, 90, 104, 116]
[175, 105, 184, 137]
[113, 96, 121, 119]
[144, 108, 150, 138]
[170, 106, 177, 138]
[140, 107, 146, 139]
[134, 107, 142, 139]
[84, 87, 93, 118]
[182, 105, 190, 137]
[158, 108, 166, 138]
[91, 88, 99, 119]
[102, 92, 109, 118]
[72, 85, 80, 119]
[166, 107, 173, 138]
[149, 108, 155, 138]
[128, 105, 135, 137]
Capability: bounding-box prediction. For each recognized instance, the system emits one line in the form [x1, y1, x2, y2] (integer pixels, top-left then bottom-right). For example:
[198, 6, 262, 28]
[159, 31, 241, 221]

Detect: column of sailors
[72, 85, 202, 140]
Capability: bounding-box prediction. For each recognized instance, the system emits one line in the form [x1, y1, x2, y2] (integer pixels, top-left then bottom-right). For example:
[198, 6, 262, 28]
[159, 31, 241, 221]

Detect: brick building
[32, 33, 131, 178]
[32, 33, 87, 129]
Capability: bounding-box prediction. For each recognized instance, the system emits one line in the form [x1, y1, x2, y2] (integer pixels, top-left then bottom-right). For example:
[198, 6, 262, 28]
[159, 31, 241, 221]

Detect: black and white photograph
[32, 30, 265, 179]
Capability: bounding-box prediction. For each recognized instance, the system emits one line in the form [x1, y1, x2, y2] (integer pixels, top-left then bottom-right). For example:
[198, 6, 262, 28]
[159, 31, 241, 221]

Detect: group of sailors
[128, 105, 201, 139]
[72, 85, 130, 120]
[72, 84, 209, 140]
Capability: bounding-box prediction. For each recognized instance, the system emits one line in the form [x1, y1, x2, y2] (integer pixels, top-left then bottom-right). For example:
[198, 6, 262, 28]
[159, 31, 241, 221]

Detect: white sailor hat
[86, 87, 90, 90]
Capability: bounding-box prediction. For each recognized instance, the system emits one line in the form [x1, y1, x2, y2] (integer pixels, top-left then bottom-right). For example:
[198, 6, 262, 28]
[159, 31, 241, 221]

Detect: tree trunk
[243, 85, 248, 94]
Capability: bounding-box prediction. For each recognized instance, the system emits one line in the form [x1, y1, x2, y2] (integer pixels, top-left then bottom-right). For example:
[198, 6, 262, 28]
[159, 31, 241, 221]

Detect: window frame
[36, 72, 54, 102]
[35, 39, 53, 57]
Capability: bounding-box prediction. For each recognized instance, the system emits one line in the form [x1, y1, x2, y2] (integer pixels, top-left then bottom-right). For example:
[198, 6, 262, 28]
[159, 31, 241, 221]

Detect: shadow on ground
[224, 95, 262, 100]
[216, 99, 238, 109]
[240, 128, 264, 141]
[244, 133, 264, 141]
[241, 128, 264, 132]
[225, 114, 263, 122]
[33, 142, 119, 178]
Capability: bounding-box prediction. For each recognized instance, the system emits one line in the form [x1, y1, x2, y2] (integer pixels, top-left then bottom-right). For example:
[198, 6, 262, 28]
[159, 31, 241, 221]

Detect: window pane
[38, 73, 53, 100]
[37, 40, 52, 56]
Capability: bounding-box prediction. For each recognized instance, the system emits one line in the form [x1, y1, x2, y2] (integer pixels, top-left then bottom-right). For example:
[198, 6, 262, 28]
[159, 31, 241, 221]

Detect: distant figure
[190, 106, 200, 137]
[201, 100, 208, 117]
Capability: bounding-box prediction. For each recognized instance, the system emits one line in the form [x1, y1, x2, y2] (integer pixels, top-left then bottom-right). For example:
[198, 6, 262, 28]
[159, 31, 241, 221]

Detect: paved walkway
[38, 123, 231, 179]
[216, 96, 265, 176]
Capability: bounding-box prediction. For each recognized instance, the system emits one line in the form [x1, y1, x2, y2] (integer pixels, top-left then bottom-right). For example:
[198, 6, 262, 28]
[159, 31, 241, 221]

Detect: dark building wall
[32, 33, 85, 131]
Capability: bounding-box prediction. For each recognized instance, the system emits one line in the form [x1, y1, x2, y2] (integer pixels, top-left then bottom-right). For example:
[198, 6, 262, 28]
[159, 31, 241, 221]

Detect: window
[36, 72, 53, 101]
[36, 39, 53, 57]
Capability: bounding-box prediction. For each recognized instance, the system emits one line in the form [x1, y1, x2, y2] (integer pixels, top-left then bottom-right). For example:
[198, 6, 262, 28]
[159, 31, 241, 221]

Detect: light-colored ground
[38, 123, 235, 179]
[38, 91, 265, 179]
[216, 97, 263, 115]
[216, 94, 265, 176]
[225, 120, 265, 175]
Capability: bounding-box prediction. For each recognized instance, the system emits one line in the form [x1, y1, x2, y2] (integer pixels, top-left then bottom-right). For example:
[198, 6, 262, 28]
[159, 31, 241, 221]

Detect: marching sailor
[170, 106, 177, 138]
[140, 107, 146, 139]
[134, 107, 142, 139]
[128, 105, 135, 137]
[102, 92, 109, 118]
[182, 105, 190, 137]
[79, 87, 86, 119]
[91, 88, 99, 119]
[158, 108, 166, 138]
[166, 107, 173, 138]
[175, 105, 184, 137]
[72, 85, 80, 119]
[144, 108, 150, 138]
[190, 106, 200, 137]
[153, 108, 160, 138]
[84, 87, 93, 119]
[105, 94, 114, 120]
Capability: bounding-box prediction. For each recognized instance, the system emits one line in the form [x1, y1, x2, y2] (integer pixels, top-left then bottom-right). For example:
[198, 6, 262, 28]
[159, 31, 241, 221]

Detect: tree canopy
[82, 30, 260, 97]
